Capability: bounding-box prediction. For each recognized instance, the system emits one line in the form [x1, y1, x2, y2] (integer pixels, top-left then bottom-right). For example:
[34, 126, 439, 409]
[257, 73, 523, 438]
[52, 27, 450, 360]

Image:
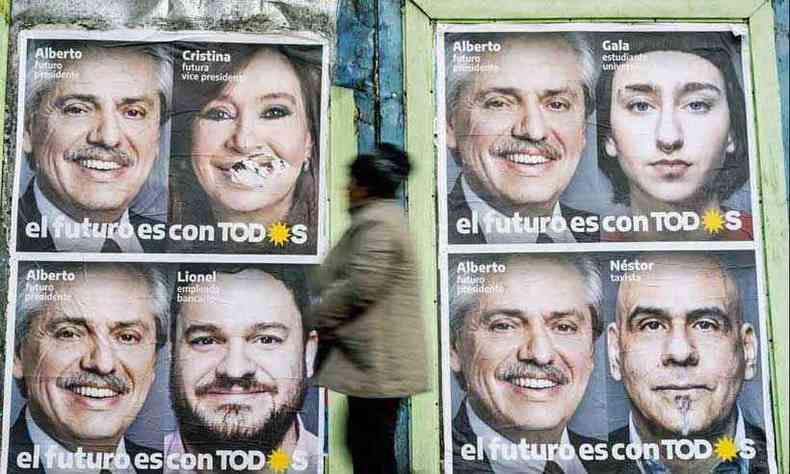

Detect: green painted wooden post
[0, 0, 9, 206]
[404, 2, 441, 473]
[0, 0, 9, 418]
[326, 86, 356, 474]
[402, 0, 789, 472]
[750, 4, 790, 469]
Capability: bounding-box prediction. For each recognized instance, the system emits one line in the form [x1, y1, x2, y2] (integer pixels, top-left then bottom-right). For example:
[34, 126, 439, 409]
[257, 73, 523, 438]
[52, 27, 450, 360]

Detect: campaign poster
[10, 30, 329, 261]
[437, 24, 775, 473]
[438, 26, 756, 246]
[2, 261, 324, 474]
[441, 251, 776, 473]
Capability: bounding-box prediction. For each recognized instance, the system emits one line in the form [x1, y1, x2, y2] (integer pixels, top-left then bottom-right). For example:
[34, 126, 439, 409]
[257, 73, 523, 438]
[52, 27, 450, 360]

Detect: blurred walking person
[312, 144, 430, 473]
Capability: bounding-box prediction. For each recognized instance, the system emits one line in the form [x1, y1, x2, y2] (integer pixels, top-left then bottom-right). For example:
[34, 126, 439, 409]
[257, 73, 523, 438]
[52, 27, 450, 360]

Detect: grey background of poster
[443, 30, 752, 221]
[447, 251, 766, 442]
[603, 250, 765, 433]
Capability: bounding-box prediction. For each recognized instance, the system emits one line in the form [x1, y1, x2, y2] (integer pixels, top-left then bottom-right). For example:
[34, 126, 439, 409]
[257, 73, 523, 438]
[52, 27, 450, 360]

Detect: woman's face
[191, 48, 313, 216]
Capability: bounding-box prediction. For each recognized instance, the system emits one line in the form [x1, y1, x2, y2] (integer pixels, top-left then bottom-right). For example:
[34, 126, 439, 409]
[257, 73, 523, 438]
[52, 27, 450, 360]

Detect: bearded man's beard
[171, 371, 306, 460]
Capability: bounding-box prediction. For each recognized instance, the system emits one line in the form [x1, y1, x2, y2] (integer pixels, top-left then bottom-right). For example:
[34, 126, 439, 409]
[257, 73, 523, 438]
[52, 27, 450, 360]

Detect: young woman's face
[191, 48, 313, 217]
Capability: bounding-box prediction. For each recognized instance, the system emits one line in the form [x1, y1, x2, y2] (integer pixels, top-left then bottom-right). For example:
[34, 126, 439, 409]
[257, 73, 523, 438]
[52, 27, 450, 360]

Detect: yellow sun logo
[268, 448, 291, 473]
[714, 436, 739, 462]
[702, 208, 725, 234]
[268, 222, 291, 247]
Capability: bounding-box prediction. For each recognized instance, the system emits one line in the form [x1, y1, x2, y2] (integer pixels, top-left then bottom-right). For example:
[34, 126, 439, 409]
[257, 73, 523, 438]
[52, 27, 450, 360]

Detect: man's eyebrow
[686, 307, 732, 330]
[118, 96, 155, 106]
[474, 87, 520, 100]
[183, 323, 222, 338]
[479, 309, 523, 323]
[248, 322, 291, 334]
[111, 320, 151, 332]
[626, 305, 669, 329]
[540, 87, 579, 99]
[53, 94, 99, 107]
[45, 316, 89, 331]
[679, 82, 722, 95]
[547, 310, 584, 322]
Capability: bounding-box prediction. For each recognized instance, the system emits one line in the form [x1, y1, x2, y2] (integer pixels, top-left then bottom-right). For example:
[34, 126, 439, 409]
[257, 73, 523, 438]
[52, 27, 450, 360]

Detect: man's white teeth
[72, 386, 118, 398]
[511, 377, 558, 389]
[504, 154, 550, 165]
[79, 159, 121, 171]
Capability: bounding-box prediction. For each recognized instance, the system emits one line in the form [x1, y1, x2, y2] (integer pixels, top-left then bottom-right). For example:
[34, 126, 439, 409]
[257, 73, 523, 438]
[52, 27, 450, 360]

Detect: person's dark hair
[350, 143, 412, 199]
[169, 43, 322, 254]
[170, 264, 314, 343]
[596, 32, 750, 205]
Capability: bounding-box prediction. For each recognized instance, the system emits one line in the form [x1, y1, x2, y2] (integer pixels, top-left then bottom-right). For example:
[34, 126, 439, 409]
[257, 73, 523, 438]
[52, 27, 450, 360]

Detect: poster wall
[437, 24, 778, 474]
[2, 30, 327, 474]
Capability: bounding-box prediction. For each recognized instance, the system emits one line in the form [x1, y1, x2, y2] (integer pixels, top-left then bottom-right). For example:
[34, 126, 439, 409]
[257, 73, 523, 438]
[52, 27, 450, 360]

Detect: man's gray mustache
[64, 146, 132, 166]
[497, 362, 569, 385]
[490, 139, 561, 160]
[57, 372, 131, 394]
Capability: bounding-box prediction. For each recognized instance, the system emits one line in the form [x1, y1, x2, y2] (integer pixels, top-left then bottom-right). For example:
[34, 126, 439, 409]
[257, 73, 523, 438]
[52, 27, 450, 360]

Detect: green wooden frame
[402, 1, 788, 473]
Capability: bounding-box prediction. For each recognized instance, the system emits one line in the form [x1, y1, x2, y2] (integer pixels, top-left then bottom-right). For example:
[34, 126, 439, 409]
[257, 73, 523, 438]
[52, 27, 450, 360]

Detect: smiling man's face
[608, 255, 757, 436]
[451, 258, 595, 440]
[24, 47, 162, 222]
[447, 36, 587, 214]
[13, 267, 158, 449]
[171, 270, 316, 451]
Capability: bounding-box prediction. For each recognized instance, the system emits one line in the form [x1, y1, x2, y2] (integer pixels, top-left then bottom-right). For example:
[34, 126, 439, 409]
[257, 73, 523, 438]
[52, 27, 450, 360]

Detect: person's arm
[314, 219, 401, 337]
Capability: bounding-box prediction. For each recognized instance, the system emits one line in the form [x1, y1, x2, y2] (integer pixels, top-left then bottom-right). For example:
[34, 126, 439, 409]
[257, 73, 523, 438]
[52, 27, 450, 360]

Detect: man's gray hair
[15, 262, 171, 357]
[445, 32, 598, 125]
[24, 40, 173, 129]
[449, 253, 603, 349]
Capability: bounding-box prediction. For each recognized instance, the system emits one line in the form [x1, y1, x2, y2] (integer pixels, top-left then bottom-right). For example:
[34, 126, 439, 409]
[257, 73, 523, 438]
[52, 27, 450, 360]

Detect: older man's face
[24, 48, 162, 221]
[172, 270, 317, 448]
[448, 37, 587, 212]
[13, 268, 158, 448]
[608, 258, 756, 436]
[451, 260, 595, 437]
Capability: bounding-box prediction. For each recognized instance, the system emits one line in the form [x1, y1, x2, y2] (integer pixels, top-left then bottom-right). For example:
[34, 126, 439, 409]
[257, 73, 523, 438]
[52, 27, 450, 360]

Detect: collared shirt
[466, 401, 588, 474]
[34, 181, 144, 253]
[461, 177, 577, 244]
[163, 416, 321, 474]
[629, 409, 750, 474]
[25, 408, 136, 474]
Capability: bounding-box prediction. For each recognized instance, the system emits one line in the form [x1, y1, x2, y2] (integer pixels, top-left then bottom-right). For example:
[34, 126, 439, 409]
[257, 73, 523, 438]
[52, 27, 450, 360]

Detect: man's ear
[604, 136, 618, 158]
[446, 119, 457, 149]
[23, 126, 33, 155]
[13, 349, 25, 380]
[304, 330, 318, 379]
[741, 323, 758, 381]
[607, 322, 623, 381]
[725, 130, 736, 155]
[450, 342, 462, 373]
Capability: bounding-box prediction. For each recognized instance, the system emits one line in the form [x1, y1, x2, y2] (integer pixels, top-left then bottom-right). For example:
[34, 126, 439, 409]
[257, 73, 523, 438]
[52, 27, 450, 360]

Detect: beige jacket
[313, 199, 429, 397]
